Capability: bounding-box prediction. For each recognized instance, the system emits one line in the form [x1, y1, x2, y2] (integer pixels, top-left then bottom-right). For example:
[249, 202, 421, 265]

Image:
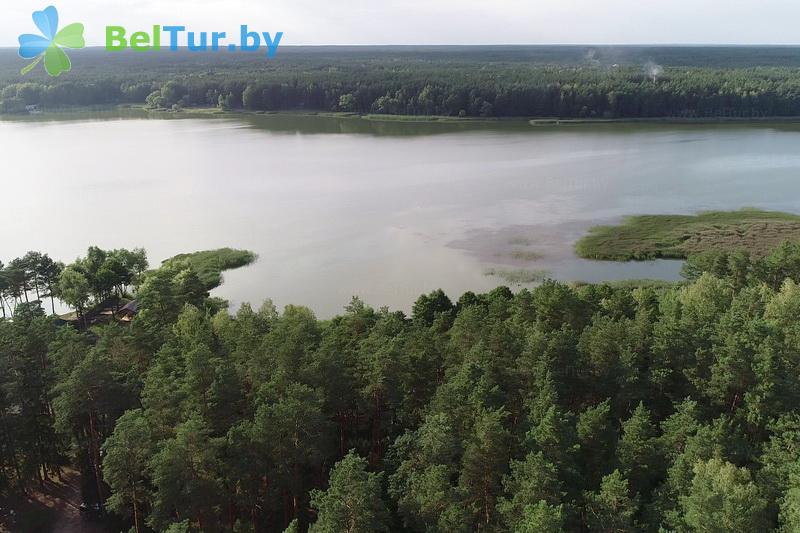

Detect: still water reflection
[3, 112, 799, 316]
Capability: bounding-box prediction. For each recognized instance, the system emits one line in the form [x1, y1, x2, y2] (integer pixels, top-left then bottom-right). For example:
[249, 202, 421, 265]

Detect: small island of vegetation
[162, 248, 257, 290]
[575, 209, 800, 260]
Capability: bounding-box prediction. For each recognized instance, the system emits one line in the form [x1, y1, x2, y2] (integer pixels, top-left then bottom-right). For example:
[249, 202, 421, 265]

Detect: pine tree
[680, 458, 768, 533]
[309, 451, 390, 533]
[616, 402, 661, 496]
[102, 409, 155, 533]
[497, 451, 562, 530]
[388, 412, 466, 532]
[576, 399, 615, 490]
[250, 381, 333, 522]
[459, 408, 510, 529]
[517, 501, 565, 533]
[148, 416, 224, 531]
[585, 470, 639, 533]
[779, 472, 800, 533]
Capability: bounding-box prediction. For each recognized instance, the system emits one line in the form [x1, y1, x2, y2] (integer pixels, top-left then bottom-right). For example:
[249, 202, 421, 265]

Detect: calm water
[3, 112, 800, 317]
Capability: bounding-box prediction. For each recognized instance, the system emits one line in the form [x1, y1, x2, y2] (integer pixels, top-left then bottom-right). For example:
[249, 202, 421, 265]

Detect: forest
[5, 46, 800, 118]
[5, 241, 800, 532]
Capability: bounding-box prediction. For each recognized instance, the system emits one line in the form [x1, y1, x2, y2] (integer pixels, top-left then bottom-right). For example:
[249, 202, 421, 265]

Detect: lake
[4, 111, 800, 317]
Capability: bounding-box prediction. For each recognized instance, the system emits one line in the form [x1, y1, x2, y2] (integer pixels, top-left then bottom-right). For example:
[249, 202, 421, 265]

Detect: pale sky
[3, 0, 800, 47]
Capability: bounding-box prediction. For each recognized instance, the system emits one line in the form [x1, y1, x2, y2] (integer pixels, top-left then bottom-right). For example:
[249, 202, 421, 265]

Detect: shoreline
[7, 104, 800, 126]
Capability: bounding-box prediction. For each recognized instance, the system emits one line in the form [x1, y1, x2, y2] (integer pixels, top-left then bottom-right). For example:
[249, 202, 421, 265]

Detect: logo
[105, 26, 283, 57]
[18, 6, 85, 77]
[15, 7, 282, 77]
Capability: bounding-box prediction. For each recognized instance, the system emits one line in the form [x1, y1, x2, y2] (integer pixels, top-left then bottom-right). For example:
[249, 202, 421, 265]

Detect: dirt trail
[0, 469, 108, 533]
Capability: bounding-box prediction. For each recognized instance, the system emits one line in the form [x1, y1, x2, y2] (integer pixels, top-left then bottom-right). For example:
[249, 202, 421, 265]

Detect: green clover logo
[18, 6, 85, 77]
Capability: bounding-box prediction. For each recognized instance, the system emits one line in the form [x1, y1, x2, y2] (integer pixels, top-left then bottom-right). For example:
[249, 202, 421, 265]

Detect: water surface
[3, 112, 800, 316]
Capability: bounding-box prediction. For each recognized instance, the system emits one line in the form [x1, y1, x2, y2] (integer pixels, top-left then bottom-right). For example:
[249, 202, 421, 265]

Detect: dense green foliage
[6, 240, 800, 531]
[7, 47, 800, 118]
[576, 209, 800, 260]
[161, 249, 257, 290]
[0, 247, 255, 329]
[0, 251, 65, 318]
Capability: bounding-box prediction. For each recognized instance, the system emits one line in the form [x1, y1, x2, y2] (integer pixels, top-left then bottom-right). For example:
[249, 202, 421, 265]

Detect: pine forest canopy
[5, 241, 800, 531]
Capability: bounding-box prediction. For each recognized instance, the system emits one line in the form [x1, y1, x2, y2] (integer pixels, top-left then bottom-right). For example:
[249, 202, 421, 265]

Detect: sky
[3, 0, 800, 47]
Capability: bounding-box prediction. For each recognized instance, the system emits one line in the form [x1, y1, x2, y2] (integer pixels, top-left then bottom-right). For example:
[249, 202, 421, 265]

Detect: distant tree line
[5, 60, 800, 118]
[6, 242, 800, 531]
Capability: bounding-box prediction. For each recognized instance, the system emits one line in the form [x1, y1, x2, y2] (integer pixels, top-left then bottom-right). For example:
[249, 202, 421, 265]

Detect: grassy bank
[10, 106, 800, 128]
[529, 116, 800, 125]
[361, 113, 512, 123]
[167, 108, 510, 124]
[575, 209, 800, 260]
[162, 248, 257, 289]
[484, 267, 549, 284]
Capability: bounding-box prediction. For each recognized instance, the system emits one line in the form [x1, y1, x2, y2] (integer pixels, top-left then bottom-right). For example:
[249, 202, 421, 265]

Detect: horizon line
[3, 43, 800, 49]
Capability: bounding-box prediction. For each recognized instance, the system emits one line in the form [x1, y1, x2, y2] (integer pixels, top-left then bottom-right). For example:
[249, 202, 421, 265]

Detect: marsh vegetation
[576, 210, 800, 261]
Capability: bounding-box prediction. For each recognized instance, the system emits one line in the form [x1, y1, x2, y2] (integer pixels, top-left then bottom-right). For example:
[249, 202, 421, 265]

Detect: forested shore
[5, 241, 800, 531]
[5, 47, 800, 118]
